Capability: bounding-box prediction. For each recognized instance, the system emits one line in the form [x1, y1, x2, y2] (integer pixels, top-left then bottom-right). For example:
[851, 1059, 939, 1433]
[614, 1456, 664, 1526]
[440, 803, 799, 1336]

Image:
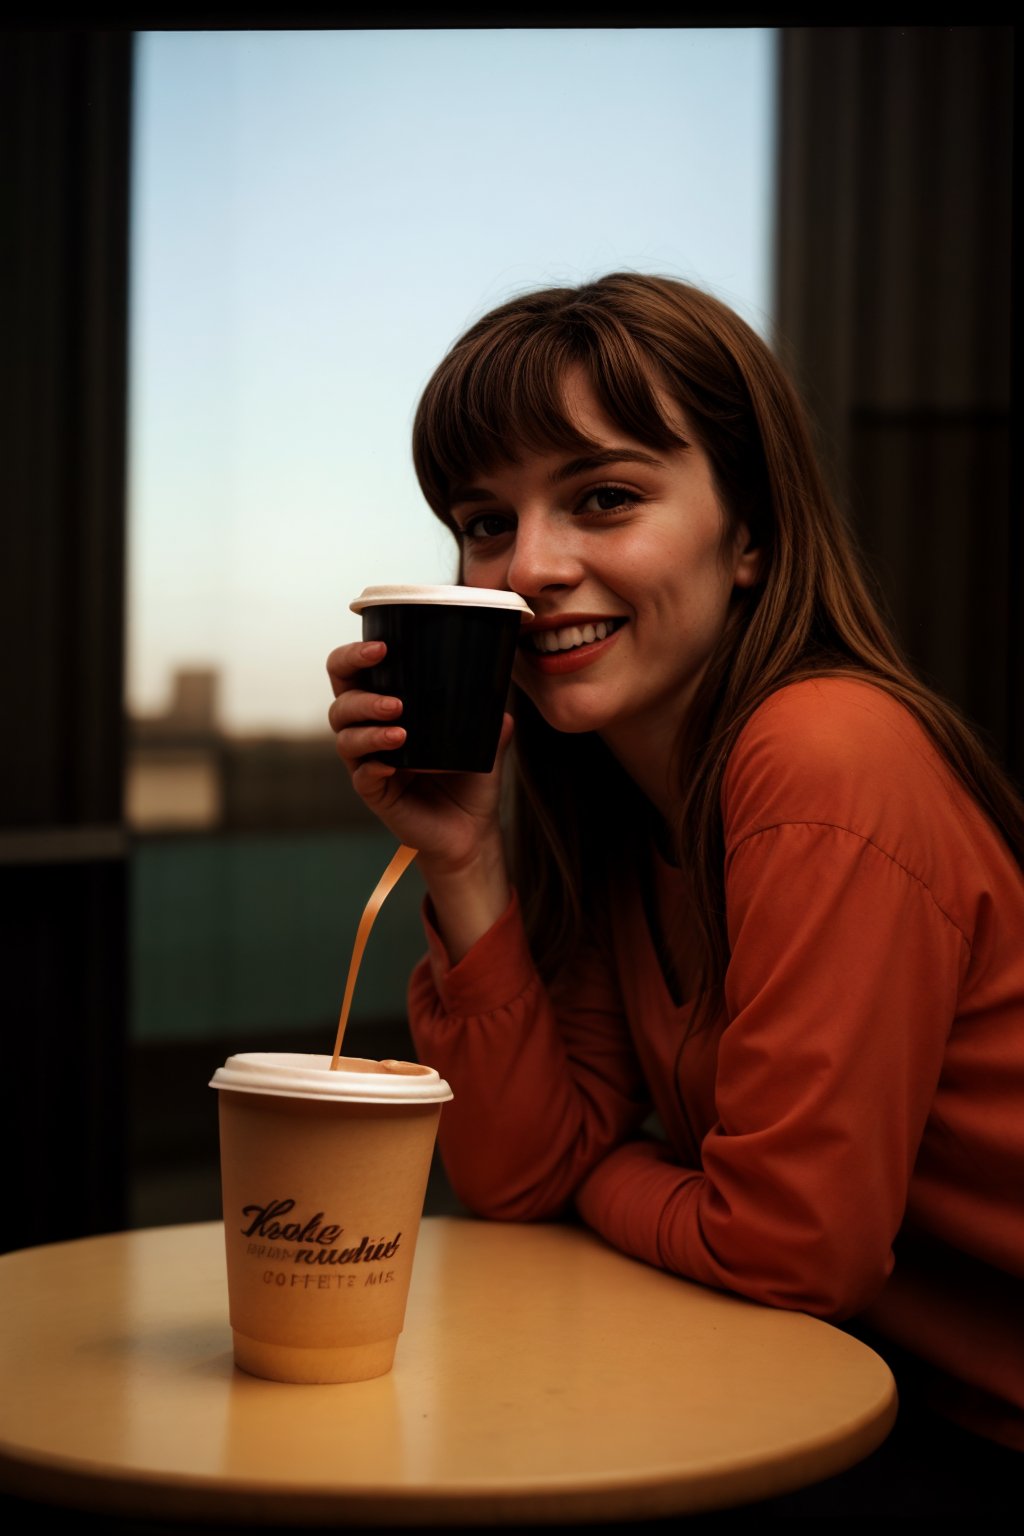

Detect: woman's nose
[505, 514, 583, 596]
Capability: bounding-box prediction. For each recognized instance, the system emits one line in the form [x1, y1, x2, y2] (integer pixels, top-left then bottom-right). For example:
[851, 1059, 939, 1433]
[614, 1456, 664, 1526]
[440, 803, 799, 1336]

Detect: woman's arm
[408, 892, 652, 1220]
[575, 820, 965, 1317]
[328, 640, 650, 1204]
[576, 682, 980, 1319]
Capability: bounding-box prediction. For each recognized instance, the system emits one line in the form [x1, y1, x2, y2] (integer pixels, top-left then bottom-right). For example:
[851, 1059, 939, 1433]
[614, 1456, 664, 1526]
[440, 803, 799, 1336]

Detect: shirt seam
[727, 819, 972, 953]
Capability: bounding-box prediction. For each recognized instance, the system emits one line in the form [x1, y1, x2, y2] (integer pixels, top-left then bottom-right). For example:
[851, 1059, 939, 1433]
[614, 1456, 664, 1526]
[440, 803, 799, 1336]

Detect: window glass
[125, 27, 776, 1219]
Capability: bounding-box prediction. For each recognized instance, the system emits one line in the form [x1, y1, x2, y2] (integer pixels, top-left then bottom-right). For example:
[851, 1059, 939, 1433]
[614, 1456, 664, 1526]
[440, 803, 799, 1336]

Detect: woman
[327, 275, 1024, 1465]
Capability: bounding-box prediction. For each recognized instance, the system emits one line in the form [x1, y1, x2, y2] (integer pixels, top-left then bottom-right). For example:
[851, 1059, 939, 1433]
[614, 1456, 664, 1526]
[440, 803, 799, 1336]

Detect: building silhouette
[127, 666, 376, 833]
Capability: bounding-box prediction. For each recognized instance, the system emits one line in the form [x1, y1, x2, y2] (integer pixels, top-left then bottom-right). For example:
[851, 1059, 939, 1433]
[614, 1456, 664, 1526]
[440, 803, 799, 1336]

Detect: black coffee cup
[350, 585, 534, 772]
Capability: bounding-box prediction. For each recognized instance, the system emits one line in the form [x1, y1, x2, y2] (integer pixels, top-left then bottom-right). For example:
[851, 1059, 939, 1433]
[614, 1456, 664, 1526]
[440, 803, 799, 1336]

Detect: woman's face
[448, 372, 760, 770]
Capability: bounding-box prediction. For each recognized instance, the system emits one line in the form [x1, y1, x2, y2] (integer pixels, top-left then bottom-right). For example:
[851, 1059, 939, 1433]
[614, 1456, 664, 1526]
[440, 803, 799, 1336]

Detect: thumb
[479, 711, 515, 784]
[494, 710, 515, 762]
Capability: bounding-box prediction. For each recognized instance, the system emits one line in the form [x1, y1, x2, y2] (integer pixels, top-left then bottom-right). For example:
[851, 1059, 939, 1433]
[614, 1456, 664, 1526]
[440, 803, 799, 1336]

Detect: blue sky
[127, 28, 776, 731]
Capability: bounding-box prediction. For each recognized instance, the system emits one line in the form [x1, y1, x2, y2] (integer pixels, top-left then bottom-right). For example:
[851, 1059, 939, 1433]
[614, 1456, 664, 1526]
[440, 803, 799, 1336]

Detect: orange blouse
[408, 679, 1024, 1448]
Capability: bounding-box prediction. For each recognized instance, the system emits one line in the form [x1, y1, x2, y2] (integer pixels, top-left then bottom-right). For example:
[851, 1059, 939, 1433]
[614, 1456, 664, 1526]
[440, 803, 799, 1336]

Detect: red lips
[518, 616, 626, 675]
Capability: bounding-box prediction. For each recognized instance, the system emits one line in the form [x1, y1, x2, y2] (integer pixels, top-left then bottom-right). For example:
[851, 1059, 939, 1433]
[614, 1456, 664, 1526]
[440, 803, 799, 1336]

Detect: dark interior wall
[0, 31, 133, 1249]
[775, 26, 1018, 780]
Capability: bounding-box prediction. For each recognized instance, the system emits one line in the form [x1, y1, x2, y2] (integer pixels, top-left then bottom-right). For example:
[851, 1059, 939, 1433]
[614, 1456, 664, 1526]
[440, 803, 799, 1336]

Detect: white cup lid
[350, 583, 533, 618]
[210, 1052, 453, 1105]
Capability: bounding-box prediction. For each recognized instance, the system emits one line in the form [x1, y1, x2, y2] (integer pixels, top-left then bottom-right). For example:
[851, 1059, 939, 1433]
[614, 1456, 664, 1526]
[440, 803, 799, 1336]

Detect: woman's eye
[578, 485, 637, 515]
[461, 512, 513, 541]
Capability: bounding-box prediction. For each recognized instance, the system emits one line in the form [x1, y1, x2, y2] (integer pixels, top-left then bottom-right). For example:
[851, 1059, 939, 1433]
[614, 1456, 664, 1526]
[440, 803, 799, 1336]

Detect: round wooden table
[0, 1217, 896, 1525]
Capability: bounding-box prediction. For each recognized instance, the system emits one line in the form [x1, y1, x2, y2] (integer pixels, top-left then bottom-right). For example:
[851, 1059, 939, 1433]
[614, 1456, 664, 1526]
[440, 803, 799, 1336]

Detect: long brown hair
[412, 273, 1024, 1019]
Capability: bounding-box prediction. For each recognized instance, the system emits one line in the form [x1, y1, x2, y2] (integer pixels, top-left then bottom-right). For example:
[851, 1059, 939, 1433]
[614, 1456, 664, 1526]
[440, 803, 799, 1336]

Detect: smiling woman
[326, 272, 1024, 1462]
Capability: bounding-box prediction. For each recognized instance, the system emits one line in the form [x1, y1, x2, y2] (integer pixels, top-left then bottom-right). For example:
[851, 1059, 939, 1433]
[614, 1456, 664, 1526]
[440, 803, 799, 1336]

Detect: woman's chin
[519, 694, 608, 737]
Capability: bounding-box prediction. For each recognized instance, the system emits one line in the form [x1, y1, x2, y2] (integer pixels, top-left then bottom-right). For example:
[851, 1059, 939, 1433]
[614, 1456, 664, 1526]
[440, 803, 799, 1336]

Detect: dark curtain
[775, 25, 1019, 781]
[0, 30, 133, 1250]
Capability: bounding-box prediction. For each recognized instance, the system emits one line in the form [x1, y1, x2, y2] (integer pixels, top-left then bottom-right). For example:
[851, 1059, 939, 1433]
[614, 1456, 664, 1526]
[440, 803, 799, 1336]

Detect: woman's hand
[326, 639, 513, 958]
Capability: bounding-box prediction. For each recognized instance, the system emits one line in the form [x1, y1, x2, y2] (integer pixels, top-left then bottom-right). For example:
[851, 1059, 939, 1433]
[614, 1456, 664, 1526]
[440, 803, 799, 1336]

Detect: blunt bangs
[412, 295, 688, 530]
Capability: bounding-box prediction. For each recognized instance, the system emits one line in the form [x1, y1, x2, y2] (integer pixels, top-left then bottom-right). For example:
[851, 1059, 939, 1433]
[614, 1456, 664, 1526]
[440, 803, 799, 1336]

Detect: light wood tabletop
[0, 1217, 896, 1525]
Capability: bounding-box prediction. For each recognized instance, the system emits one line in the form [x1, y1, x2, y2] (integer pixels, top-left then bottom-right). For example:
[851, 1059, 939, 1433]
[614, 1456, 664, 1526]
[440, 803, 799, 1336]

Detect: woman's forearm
[416, 835, 512, 963]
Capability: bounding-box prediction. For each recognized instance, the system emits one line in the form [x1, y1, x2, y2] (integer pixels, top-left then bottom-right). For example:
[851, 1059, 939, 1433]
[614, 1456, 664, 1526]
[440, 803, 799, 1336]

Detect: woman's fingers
[325, 640, 406, 779]
[326, 639, 386, 699]
[324, 640, 509, 864]
[333, 722, 406, 764]
[327, 688, 402, 733]
[325, 640, 416, 807]
[350, 758, 400, 798]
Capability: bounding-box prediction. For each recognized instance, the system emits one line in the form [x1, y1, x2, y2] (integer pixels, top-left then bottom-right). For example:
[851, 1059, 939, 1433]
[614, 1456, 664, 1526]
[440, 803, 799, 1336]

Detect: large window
[125, 28, 776, 1222]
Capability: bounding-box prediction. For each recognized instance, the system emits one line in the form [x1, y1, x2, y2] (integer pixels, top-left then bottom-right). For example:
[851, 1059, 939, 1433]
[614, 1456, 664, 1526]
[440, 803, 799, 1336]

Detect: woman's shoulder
[729, 676, 939, 781]
[721, 676, 992, 870]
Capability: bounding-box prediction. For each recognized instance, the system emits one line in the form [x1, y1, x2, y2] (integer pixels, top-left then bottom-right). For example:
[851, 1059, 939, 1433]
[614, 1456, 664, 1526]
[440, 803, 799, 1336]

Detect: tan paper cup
[209, 1052, 452, 1384]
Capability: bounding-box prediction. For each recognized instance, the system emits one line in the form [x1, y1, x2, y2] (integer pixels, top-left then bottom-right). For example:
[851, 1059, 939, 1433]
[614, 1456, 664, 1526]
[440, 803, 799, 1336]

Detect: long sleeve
[573, 673, 1024, 1332]
[408, 892, 651, 1220]
[576, 819, 967, 1318]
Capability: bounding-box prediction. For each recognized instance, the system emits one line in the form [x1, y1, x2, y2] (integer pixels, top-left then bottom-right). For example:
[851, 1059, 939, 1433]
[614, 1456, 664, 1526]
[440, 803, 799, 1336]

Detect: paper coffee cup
[350, 583, 534, 772]
[209, 1052, 452, 1384]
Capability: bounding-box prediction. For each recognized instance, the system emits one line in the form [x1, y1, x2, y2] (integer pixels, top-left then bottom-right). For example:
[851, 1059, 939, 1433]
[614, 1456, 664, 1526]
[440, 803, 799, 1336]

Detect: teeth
[530, 619, 619, 653]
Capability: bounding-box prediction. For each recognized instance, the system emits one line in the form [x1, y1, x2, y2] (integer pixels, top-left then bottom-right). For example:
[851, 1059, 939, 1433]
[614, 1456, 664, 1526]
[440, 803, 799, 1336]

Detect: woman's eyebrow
[550, 449, 667, 482]
[449, 485, 497, 508]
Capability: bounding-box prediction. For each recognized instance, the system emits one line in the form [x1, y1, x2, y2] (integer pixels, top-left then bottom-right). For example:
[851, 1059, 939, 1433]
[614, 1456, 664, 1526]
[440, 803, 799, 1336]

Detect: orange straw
[330, 844, 419, 1070]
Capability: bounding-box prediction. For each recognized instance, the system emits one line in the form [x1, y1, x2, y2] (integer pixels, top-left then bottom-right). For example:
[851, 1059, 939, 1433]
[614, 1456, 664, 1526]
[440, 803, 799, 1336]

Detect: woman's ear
[731, 523, 762, 588]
